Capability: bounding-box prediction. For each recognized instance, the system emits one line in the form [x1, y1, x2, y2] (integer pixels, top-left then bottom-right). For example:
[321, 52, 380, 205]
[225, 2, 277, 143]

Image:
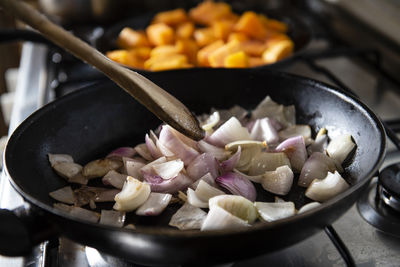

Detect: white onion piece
[305, 171, 349, 202]
[106, 147, 136, 161]
[197, 140, 231, 161]
[168, 125, 199, 149]
[248, 152, 290, 176]
[225, 140, 266, 151]
[134, 143, 153, 161]
[140, 156, 167, 174]
[261, 165, 293, 195]
[99, 210, 126, 227]
[95, 189, 120, 202]
[152, 159, 184, 180]
[298, 202, 321, 214]
[209, 195, 258, 223]
[187, 188, 209, 208]
[274, 196, 285, 203]
[48, 154, 73, 167]
[122, 158, 145, 180]
[191, 172, 218, 189]
[68, 173, 88, 185]
[220, 146, 241, 172]
[82, 159, 122, 179]
[225, 140, 265, 172]
[251, 96, 295, 127]
[216, 172, 257, 201]
[102, 170, 127, 189]
[113, 176, 151, 212]
[145, 134, 163, 159]
[233, 169, 263, 183]
[255, 202, 295, 222]
[298, 152, 337, 187]
[69, 207, 100, 223]
[275, 136, 308, 173]
[278, 125, 312, 145]
[250, 118, 279, 144]
[52, 162, 82, 180]
[201, 111, 220, 132]
[49, 186, 75, 204]
[158, 125, 199, 166]
[326, 134, 356, 165]
[143, 172, 194, 194]
[169, 203, 207, 230]
[307, 128, 328, 155]
[136, 192, 172, 216]
[187, 153, 219, 180]
[207, 117, 251, 147]
[195, 180, 225, 202]
[201, 206, 250, 231]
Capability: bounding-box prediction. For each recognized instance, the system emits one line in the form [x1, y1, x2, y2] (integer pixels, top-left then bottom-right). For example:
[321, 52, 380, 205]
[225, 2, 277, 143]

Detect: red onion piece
[49, 186, 75, 204]
[261, 165, 293, 195]
[152, 159, 184, 180]
[48, 153, 73, 167]
[251, 96, 295, 128]
[143, 172, 194, 194]
[169, 202, 207, 230]
[136, 192, 172, 216]
[187, 153, 219, 180]
[305, 171, 349, 202]
[102, 170, 127, 189]
[216, 172, 256, 201]
[250, 118, 279, 144]
[123, 158, 145, 180]
[207, 117, 251, 147]
[298, 152, 337, 187]
[278, 125, 312, 145]
[275, 136, 308, 173]
[197, 140, 231, 161]
[106, 147, 136, 160]
[134, 143, 154, 161]
[82, 159, 122, 179]
[220, 146, 241, 173]
[145, 134, 163, 159]
[140, 156, 167, 174]
[158, 125, 199, 166]
[52, 162, 82, 180]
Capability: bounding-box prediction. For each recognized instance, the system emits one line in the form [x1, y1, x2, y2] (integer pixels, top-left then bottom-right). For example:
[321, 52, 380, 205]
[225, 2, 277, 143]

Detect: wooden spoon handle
[0, 0, 205, 140]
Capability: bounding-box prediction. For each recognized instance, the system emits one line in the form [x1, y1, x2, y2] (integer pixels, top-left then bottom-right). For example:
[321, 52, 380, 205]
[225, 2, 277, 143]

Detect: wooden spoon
[0, 0, 205, 140]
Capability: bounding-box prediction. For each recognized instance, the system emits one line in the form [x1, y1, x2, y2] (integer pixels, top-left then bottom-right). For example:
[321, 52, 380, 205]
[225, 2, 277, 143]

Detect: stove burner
[378, 163, 400, 212]
[357, 178, 400, 237]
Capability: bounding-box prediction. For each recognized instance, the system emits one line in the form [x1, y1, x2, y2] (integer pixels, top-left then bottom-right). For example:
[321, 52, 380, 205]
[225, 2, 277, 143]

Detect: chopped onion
[298, 202, 321, 214]
[298, 152, 337, 187]
[195, 180, 225, 202]
[169, 203, 207, 230]
[52, 162, 82, 180]
[136, 192, 172, 216]
[158, 125, 200, 166]
[67, 173, 88, 185]
[326, 134, 356, 165]
[207, 117, 251, 147]
[208, 195, 258, 224]
[255, 202, 296, 222]
[307, 128, 328, 155]
[216, 105, 249, 127]
[95, 189, 120, 202]
[145, 134, 163, 159]
[152, 159, 184, 179]
[305, 171, 349, 202]
[233, 169, 263, 183]
[197, 140, 231, 161]
[250, 118, 279, 144]
[187, 188, 209, 208]
[49, 186, 75, 204]
[248, 152, 291, 176]
[201, 206, 250, 231]
[122, 158, 145, 180]
[143, 172, 194, 194]
[201, 111, 220, 132]
[106, 147, 136, 161]
[102, 170, 127, 189]
[187, 153, 219, 180]
[114, 177, 151, 212]
[220, 146, 241, 173]
[278, 125, 312, 145]
[216, 172, 257, 201]
[140, 156, 166, 173]
[99, 210, 126, 227]
[275, 136, 307, 173]
[251, 96, 295, 127]
[149, 129, 175, 157]
[134, 143, 153, 161]
[225, 140, 265, 172]
[261, 165, 293, 195]
[53, 203, 73, 213]
[48, 154, 73, 167]
[191, 172, 218, 189]
[69, 207, 100, 223]
[82, 159, 122, 179]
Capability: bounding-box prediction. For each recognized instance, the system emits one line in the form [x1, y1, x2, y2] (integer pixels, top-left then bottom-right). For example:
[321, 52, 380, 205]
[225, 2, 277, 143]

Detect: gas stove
[1, 0, 400, 266]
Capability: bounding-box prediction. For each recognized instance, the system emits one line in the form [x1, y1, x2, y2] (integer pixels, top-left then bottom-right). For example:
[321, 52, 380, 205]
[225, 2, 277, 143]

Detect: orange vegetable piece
[175, 39, 199, 64]
[146, 23, 175, 46]
[240, 40, 268, 57]
[227, 32, 249, 43]
[249, 57, 265, 67]
[208, 40, 242, 67]
[189, 1, 233, 25]
[260, 15, 288, 33]
[262, 39, 294, 64]
[150, 45, 179, 58]
[176, 22, 195, 39]
[152, 8, 189, 26]
[212, 20, 235, 41]
[265, 33, 291, 47]
[106, 49, 147, 69]
[234, 11, 268, 40]
[117, 28, 150, 49]
[224, 51, 249, 68]
[106, 50, 129, 65]
[145, 54, 190, 71]
[197, 40, 224, 67]
[193, 27, 217, 47]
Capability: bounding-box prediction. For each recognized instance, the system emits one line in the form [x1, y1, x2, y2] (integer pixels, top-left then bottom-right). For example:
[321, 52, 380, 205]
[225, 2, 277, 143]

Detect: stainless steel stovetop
[1, 0, 400, 266]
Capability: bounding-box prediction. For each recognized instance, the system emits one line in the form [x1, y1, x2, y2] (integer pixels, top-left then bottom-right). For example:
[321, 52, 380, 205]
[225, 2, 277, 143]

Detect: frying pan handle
[0, 206, 58, 256]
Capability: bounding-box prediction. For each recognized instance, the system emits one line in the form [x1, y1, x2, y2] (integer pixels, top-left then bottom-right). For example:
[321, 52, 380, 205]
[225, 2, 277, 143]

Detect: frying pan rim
[4, 68, 386, 238]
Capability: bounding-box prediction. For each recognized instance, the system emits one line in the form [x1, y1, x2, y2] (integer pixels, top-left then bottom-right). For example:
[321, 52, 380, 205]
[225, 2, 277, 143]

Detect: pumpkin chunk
[146, 23, 175, 46]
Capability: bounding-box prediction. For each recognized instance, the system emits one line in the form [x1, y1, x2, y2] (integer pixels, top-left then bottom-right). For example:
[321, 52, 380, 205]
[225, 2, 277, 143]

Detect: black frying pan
[1, 68, 385, 266]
